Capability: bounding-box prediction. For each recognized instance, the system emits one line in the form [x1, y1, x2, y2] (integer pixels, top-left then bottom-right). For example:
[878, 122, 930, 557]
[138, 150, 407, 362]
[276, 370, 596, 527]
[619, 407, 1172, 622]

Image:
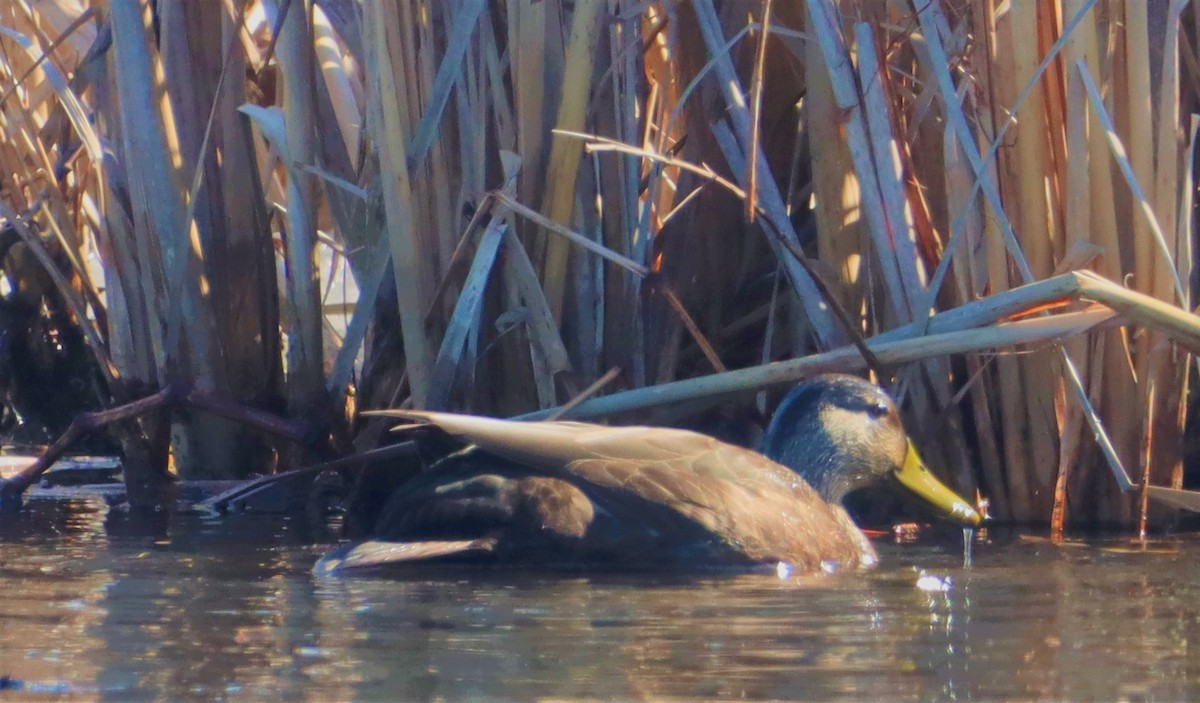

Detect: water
[2, 499, 1199, 701]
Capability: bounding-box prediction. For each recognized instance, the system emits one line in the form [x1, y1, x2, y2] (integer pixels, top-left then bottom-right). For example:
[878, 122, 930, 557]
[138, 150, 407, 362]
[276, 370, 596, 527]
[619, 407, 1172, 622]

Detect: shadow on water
[2, 501, 1200, 700]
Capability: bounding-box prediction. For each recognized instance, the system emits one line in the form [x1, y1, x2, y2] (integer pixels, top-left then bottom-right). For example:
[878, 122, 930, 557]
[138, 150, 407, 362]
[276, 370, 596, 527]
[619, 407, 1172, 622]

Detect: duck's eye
[866, 400, 890, 418]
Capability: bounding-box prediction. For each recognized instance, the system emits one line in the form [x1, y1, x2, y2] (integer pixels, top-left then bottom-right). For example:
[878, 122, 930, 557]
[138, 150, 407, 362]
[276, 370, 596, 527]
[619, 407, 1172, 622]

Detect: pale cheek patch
[818, 405, 874, 483]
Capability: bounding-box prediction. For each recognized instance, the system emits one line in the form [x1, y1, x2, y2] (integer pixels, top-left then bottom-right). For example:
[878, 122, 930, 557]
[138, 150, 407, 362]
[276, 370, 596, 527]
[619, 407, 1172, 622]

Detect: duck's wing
[379, 409, 811, 491]
[565, 442, 874, 569]
[375, 411, 874, 570]
[373, 411, 704, 469]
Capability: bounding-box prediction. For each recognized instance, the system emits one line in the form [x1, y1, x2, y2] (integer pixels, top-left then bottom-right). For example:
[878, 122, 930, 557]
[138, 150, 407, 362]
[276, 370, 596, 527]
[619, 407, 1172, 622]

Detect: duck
[315, 374, 983, 575]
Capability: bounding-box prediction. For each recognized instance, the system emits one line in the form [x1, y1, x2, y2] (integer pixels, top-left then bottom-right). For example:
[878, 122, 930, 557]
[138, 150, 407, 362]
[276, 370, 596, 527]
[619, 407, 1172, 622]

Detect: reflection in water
[2, 503, 1200, 700]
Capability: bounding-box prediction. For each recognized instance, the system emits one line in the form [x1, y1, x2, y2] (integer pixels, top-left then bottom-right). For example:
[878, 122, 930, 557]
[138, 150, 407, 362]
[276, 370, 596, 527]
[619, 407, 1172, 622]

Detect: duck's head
[762, 374, 983, 526]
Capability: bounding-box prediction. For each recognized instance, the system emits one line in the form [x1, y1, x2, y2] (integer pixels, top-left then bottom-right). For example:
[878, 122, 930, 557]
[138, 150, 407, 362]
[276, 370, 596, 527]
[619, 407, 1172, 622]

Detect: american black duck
[316, 374, 983, 575]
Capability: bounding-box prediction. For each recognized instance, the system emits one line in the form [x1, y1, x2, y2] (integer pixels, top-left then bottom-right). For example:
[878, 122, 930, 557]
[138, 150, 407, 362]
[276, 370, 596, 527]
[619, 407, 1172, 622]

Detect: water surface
[1, 498, 1197, 701]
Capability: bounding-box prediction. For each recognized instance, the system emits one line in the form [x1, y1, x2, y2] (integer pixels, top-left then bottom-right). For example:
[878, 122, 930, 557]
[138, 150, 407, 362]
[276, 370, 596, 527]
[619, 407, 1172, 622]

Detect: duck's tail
[313, 537, 497, 576]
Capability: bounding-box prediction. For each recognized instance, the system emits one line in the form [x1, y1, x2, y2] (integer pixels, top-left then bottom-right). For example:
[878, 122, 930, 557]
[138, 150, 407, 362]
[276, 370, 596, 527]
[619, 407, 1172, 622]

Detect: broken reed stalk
[519, 308, 1117, 421]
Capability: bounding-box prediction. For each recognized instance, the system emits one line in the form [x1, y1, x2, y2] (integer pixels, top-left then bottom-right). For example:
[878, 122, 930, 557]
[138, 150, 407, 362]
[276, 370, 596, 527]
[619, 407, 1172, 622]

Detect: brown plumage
[316, 375, 981, 575]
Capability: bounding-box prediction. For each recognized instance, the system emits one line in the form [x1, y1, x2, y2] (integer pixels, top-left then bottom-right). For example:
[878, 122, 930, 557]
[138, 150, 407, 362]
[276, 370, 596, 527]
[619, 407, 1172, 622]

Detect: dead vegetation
[0, 1, 1196, 533]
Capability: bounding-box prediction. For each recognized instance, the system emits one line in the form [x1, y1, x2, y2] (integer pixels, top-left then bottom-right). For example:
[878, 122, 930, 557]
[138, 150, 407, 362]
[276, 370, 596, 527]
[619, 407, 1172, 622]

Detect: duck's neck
[806, 469, 859, 506]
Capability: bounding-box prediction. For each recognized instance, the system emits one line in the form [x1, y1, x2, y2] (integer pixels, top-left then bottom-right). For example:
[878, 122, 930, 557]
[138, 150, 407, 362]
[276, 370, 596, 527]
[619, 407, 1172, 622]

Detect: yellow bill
[893, 440, 984, 526]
